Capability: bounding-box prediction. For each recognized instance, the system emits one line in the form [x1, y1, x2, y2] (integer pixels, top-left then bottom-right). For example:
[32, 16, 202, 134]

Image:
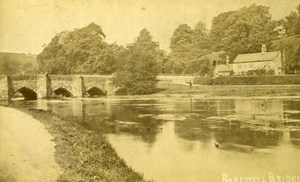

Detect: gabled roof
[233, 51, 280, 63]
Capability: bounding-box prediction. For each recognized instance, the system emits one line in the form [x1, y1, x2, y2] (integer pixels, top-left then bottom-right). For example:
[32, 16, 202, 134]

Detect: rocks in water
[214, 142, 221, 149]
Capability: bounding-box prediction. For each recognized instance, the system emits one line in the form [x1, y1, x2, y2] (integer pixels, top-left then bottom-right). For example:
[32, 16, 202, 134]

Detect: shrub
[193, 77, 214, 85]
[214, 75, 300, 85]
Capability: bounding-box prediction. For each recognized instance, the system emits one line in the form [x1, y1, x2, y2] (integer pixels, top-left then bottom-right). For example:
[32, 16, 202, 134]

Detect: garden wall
[193, 75, 300, 85]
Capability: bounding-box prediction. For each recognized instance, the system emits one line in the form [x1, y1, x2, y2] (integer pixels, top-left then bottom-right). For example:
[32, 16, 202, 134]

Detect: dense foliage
[36, 3, 300, 88]
[112, 29, 163, 95]
[165, 22, 211, 75]
[37, 23, 123, 74]
[209, 4, 276, 59]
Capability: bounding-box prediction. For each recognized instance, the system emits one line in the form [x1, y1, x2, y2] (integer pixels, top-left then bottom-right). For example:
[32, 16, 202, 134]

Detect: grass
[10, 105, 147, 182]
[155, 82, 300, 97]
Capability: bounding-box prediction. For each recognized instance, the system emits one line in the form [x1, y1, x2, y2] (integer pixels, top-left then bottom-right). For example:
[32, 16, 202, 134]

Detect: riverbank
[6, 105, 146, 182]
[156, 83, 300, 97]
[0, 106, 61, 181]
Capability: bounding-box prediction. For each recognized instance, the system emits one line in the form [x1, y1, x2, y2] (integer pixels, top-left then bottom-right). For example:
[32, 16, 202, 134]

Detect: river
[13, 97, 300, 181]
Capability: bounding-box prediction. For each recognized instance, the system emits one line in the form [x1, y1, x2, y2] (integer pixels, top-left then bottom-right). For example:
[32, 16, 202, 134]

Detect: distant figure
[189, 80, 192, 88]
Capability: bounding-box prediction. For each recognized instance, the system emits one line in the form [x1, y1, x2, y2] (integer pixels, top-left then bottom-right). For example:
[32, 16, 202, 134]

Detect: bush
[193, 77, 214, 85]
[194, 75, 300, 85]
[214, 75, 300, 85]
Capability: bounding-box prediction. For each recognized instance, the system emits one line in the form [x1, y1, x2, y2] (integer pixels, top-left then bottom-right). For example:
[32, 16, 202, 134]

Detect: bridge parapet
[0, 74, 115, 100]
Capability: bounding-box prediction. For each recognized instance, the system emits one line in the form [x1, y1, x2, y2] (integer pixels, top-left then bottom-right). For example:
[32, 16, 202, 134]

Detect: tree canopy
[209, 4, 276, 59]
[166, 21, 211, 75]
[280, 5, 300, 36]
[35, 3, 300, 80]
[112, 29, 162, 95]
[37, 23, 122, 74]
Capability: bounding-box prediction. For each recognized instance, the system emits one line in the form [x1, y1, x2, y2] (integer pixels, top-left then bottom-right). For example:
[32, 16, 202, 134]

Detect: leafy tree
[271, 35, 300, 73]
[37, 23, 120, 74]
[209, 11, 236, 51]
[209, 4, 276, 59]
[280, 4, 300, 36]
[112, 29, 162, 95]
[168, 22, 211, 75]
[192, 21, 211, 58]
[170, 24, 193, 53]
[77, 43, 125, 74]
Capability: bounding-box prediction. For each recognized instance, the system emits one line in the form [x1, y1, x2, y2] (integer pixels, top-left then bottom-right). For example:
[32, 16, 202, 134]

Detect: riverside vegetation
[2, 4, 299, 95]
[9, 104, 147, 182]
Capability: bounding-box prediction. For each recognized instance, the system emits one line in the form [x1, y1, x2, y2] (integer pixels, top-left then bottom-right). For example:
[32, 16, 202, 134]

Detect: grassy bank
[156, 82, 300, 97]
[10, 105, 147, 182]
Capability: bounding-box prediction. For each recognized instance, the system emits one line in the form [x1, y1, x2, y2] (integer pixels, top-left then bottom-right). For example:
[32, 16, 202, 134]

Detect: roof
[233, 51, 280, 63]
[216, 64, 233, 72]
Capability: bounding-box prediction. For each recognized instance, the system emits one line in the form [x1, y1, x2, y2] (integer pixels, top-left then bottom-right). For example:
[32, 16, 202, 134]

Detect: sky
[0, 0, 300, 54]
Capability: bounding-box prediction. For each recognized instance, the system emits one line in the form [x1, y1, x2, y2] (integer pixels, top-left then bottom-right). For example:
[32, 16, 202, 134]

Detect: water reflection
[16, 98, 300, 181]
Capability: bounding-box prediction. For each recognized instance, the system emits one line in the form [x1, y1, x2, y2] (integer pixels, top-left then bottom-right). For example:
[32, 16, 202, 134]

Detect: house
[214, 56, 233, 76]
[214, 44, 283, 76]
[232, 44, 283, 75]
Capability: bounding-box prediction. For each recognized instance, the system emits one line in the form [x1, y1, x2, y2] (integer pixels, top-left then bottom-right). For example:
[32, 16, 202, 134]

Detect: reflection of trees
[39, 98, 300, 149]
[175, 118, 212, 143]
[213, 127, 282, 149]
[284, 100, 300, 120]
[290, 130, 300, 147]
[174, 100, 221, 143]
[78, 100, 164, 144]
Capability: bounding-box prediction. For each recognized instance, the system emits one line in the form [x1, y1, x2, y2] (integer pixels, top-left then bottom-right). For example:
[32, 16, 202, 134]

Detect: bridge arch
[12, 87, 37, 100]
[85, 87, 106, 97]
[53, 87, 73, 97]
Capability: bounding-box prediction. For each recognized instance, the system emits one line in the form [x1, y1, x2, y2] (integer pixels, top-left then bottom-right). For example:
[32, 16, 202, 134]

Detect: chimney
[261, 44, 267, 53]
[226, 56, 230, 65]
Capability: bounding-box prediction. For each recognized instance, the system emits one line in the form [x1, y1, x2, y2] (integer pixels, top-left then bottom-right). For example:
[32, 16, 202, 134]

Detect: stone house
[232, 44, 283, 75]
[214, 44, 283, 76]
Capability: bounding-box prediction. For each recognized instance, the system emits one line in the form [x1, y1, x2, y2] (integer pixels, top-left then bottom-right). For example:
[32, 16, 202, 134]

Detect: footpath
[0, 106, 61, 182]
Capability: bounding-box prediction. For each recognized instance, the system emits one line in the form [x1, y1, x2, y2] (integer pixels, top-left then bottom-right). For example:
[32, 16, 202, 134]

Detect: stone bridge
[0, 74, 113, 101]
[0, 74, 196, 101]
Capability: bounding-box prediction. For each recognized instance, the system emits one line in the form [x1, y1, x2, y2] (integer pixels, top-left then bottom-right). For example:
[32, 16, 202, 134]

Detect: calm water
[17, 97, 300, 181]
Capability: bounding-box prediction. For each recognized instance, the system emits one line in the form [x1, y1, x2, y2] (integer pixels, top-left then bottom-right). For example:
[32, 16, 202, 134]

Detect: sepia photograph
[1, 0, 300, 181]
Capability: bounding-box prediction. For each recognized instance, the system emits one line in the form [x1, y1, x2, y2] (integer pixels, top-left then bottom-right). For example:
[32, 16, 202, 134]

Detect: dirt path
[0, 106, 61, 182]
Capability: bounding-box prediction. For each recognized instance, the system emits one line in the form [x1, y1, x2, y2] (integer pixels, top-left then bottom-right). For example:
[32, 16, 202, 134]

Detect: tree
[280, 4, 300, 36]
[112, 29, 162, 95]
[37, 23, 120, 74]
[271, 36, 300, 73]
[209, 4, 276, 59]
[191, 21, 211, 58]
[168, 24, 194, 73]
[168, 23, 212, 74]
[209, 11, 236, 51]
[170, 24, 193, 53]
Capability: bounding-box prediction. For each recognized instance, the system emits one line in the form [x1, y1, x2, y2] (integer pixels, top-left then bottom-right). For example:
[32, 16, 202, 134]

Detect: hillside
[0, 52, 38, 74]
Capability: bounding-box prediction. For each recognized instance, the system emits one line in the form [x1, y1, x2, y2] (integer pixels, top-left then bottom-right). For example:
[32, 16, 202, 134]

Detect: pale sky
[0, 0, 299, 54]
